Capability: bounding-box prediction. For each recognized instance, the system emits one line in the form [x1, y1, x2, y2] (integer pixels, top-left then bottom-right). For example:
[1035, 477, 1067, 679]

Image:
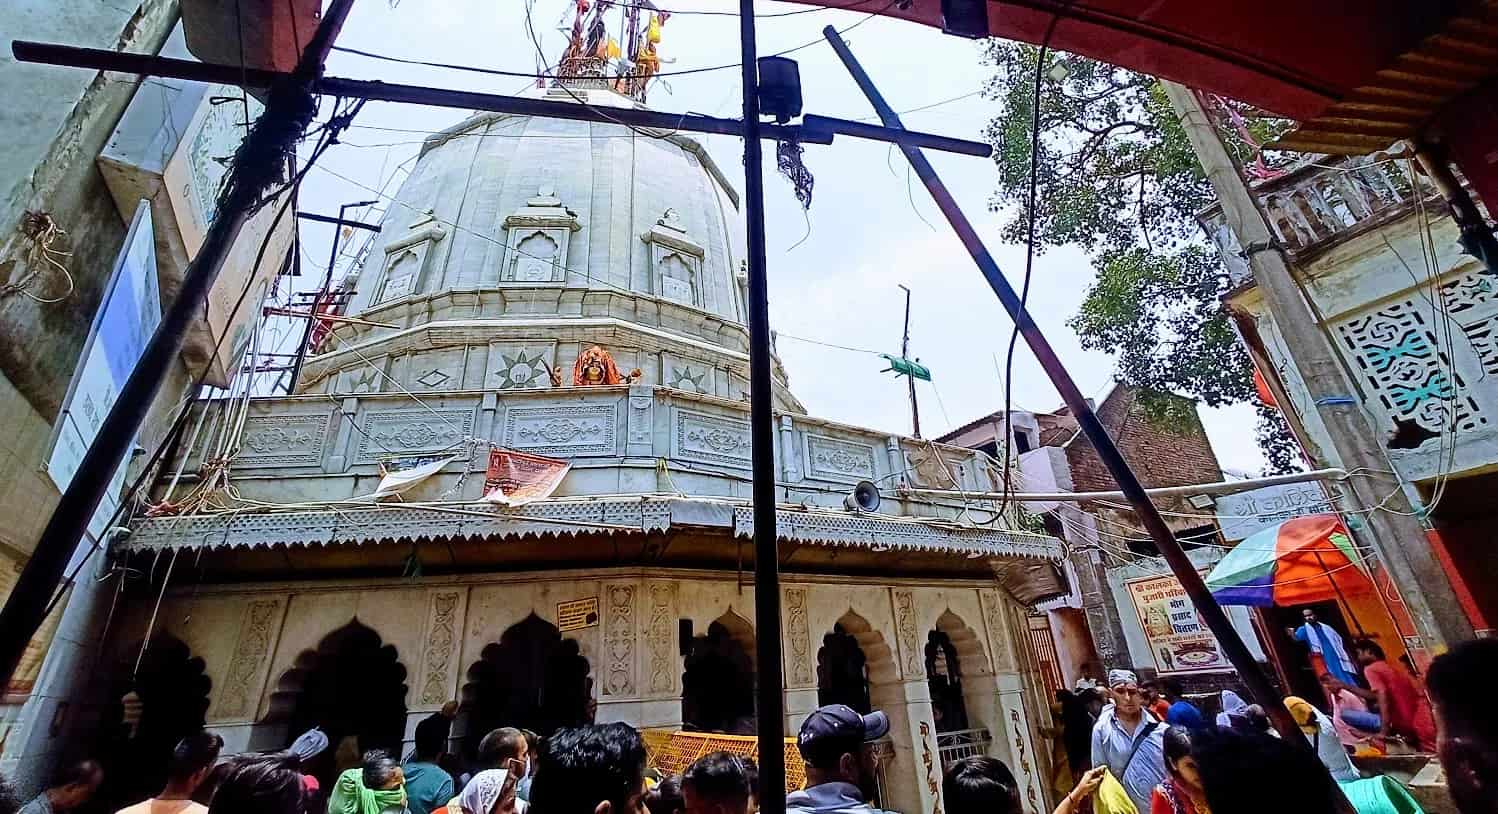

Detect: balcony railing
[1199, 153, 1441, 284]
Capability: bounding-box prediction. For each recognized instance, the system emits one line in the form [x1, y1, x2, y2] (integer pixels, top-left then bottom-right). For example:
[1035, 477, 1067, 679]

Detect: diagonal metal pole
[820, 25, 1325, 752]
[0, 0, 360, 688]
[740, 4, 786, 811]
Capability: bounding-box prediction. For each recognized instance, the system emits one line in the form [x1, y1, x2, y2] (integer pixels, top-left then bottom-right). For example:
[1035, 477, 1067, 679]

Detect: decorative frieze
[355, 409, 475, 463]
[804, 434, 877, 482]
[675, 409, 752, 468]
[503, 404, 617, 456]
[236, 415, 329, 468]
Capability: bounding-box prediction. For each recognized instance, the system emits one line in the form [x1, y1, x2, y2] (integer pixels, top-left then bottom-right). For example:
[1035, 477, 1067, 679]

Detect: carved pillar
[602, 581, 640, 699]
[779, 416, 801, 481]
[871, 678, 941, 814]
[415, 588, 469, 711]
[781, 586, 818, 728]
[626, 385, 655, 457]
[210, 597, 288, 725]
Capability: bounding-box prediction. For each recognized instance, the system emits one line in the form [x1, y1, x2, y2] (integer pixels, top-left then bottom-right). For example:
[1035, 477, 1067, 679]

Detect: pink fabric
[1328, 688, 1371, 747]
[1364, 661, 1437, 751]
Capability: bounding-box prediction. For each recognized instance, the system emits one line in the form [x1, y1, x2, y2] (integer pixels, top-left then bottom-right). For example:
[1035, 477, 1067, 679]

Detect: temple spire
[553, 0, 668, 103]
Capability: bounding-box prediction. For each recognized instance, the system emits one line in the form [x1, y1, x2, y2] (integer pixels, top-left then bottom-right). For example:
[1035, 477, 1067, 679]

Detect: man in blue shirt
[1090, 669, 1166, 813]
[403, 712, 455, 814]
[1288, 608, 1358, 687]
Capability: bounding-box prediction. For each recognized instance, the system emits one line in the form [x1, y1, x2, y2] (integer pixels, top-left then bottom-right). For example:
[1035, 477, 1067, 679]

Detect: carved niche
[642, 208, 705, 308]
[373, 211, 447, 305]
[501, 187, 579, 285]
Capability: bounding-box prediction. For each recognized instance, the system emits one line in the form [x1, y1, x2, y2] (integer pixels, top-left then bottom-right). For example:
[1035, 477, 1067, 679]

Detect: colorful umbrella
[1206, 514, 1371, 607]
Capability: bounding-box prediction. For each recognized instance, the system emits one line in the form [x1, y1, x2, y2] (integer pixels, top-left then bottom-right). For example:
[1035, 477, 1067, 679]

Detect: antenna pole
[900, 284, 920, 437]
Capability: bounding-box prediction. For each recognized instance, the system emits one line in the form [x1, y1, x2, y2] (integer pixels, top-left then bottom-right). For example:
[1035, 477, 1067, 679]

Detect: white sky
[290, 0, 1268, 475]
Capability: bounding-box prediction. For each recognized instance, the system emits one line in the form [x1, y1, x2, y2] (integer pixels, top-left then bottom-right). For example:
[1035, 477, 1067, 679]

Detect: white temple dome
[302, 87, 802, 410]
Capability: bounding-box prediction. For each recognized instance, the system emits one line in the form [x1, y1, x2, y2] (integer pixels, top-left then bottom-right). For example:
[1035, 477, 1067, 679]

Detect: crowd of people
[0, 638, 1490, 814]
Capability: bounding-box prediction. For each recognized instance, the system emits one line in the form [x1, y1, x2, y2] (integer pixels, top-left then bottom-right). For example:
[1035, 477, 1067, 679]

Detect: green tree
[983, 43, 1301, 473]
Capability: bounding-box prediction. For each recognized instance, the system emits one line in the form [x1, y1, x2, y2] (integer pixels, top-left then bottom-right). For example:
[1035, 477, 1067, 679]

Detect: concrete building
[1206, 154, 1498, 637]
[99, 79, 1067, 814]
[940, 384, 1269, 694]
[0, 3, 291, 791]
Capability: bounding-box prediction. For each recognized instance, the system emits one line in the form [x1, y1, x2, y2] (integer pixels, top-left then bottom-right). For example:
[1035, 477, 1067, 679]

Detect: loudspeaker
[679, 619, 694, 656]
[940, 0, 988, 39]
[843, 480, 881, 513]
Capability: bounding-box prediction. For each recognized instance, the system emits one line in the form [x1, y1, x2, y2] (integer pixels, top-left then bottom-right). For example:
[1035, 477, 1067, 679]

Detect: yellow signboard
[558, 597, 600, 632]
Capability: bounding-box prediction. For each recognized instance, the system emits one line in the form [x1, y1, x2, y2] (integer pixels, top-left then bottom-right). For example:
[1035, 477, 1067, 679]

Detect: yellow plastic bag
[605, 37, 621, 59]
[1094, 768, 1140, 814]
[647, 14, 662, 43]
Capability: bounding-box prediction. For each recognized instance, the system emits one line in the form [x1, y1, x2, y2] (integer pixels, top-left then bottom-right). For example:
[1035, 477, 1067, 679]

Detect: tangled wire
[776, 137, 814, 210]
[2, 210, 75, 303]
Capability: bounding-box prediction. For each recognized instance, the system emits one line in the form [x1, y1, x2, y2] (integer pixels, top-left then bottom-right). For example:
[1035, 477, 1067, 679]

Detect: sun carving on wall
[495, 350, 548, 389]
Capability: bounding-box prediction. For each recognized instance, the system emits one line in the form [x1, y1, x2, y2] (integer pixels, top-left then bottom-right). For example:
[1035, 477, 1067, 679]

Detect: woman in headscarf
[329, 750, 407, 814]
[443, 770, 522, 814]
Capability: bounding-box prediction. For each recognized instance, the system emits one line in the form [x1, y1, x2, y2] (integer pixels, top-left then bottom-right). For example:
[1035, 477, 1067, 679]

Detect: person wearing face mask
[404, 715, 455, 814]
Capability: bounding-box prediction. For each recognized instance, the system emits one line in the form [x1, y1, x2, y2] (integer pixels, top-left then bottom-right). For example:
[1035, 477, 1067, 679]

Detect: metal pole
[740, 6, 785, 811]
[288, 199, 376, 391]
[0, 0, 360, 688]
[821, 25, 1316, 750]
[899, 284, 920, 438]
[1163, 81, 1474, 649]
[9, 42, 992, 159]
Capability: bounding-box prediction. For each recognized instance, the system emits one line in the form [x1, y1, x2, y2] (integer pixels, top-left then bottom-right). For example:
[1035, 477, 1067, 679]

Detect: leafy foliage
[983, 42, 1301, 473]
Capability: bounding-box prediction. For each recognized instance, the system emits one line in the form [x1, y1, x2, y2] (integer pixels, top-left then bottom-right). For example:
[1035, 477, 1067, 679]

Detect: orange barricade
[641, 730, 807, 792]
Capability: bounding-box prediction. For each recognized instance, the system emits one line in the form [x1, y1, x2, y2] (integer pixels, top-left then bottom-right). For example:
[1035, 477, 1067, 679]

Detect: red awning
[797, 0, 1482, 121]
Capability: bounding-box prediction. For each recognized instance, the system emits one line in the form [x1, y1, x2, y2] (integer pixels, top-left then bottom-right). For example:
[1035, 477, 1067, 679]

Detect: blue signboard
[45, 200, 160, 541]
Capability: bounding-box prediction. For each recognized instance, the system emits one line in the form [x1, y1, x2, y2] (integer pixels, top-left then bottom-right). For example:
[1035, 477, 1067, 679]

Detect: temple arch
[95, 635, 211, 810]
[682, 610, 756, 733]
[929, 610, 997, 770]
[817, 610, 897, 713]
[256, 619, 409, 787]
[458, 613, 593, 756]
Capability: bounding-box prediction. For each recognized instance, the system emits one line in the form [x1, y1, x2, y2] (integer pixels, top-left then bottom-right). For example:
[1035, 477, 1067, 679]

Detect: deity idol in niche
[572, 345, 642, 386]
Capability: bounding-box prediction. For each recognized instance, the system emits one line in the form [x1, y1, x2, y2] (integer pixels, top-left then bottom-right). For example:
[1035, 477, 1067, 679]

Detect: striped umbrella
[1206, 514, 1371, 607]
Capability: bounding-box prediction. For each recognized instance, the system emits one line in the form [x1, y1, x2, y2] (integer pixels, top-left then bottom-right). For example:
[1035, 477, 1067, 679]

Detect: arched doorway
[682, 611, 756, 734]
[930, 611, 993, 770]
[95, 635, 211, 810]
[926, 630, 969, 732]
[262, 620, 408, 788]
[459, 614, 593, 756]
[817, 611, 897, 714]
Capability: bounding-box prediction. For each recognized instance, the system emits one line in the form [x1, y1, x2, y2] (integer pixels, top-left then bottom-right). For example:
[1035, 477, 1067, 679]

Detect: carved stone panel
[503, 404, 617, 456]
[804, 434, 877, 483]
[626, 389, 654, 456]
[236, 415, 330, 468]
[675, 409, 752, 468]
[662, 353, 712, 396]
[418, 589, 467, 706]
[355, 409, 475, 463]
[603, 583, 638, 697]
[644, 581, 678, 695]
[212, 598, 286, 720]
[892, 588, 924, 679]
[486, 342, 558, 390]
[403, 348, 467, 392]
[783, 587, 813, 688]
[979, 588, 1014, 673]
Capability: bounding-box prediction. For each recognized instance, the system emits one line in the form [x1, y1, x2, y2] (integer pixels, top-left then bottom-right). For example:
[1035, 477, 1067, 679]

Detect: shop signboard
[1125, 572, 1231, 674]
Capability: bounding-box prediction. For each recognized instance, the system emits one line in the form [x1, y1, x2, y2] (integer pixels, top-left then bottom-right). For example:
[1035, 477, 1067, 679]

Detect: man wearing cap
[787, 704, 899, 814]
[1089, 669, 1166, 813]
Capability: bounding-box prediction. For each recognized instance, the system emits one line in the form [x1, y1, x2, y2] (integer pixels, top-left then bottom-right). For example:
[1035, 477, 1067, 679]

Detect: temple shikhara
[100, 8, 1067, 812]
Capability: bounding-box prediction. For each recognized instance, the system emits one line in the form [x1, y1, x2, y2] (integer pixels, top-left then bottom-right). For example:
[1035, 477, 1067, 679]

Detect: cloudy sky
[290, 0, 1268, 476]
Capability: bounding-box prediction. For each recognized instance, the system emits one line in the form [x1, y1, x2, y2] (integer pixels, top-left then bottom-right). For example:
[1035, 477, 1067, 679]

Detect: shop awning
[1206, 514, 1371, 607]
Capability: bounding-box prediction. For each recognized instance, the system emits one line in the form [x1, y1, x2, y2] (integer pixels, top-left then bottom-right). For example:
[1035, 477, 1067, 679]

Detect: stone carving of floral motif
[357, 409, 474, 463]
[676, 410, 752, 467]
[604, 584, 636, 697]
[919, 720, 943, 814]
[236, 416, 327, 468]
[979, 589, 1012, 672]
[1009, 707, 1039, 814]
[420, 592, 462, 705]
[504, 405, 617, 456]
[645, 582, 676, 694]
[784, 587, 812, 688]
[806, 435, 876, 481]
[215, 599, 282, 719]
[893, 589, 924, 678]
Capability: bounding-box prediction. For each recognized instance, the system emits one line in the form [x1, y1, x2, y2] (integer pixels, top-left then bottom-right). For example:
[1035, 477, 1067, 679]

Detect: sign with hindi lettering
[1214, 482, 1335, 542]
[1125, 573, 1231, 674]
[557, 597, 600, 632]
[44, 201, 160, 544]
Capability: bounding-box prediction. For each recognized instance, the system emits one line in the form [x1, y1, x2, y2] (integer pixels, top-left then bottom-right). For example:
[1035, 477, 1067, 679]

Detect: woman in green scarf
[329, 750, 408, 814]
